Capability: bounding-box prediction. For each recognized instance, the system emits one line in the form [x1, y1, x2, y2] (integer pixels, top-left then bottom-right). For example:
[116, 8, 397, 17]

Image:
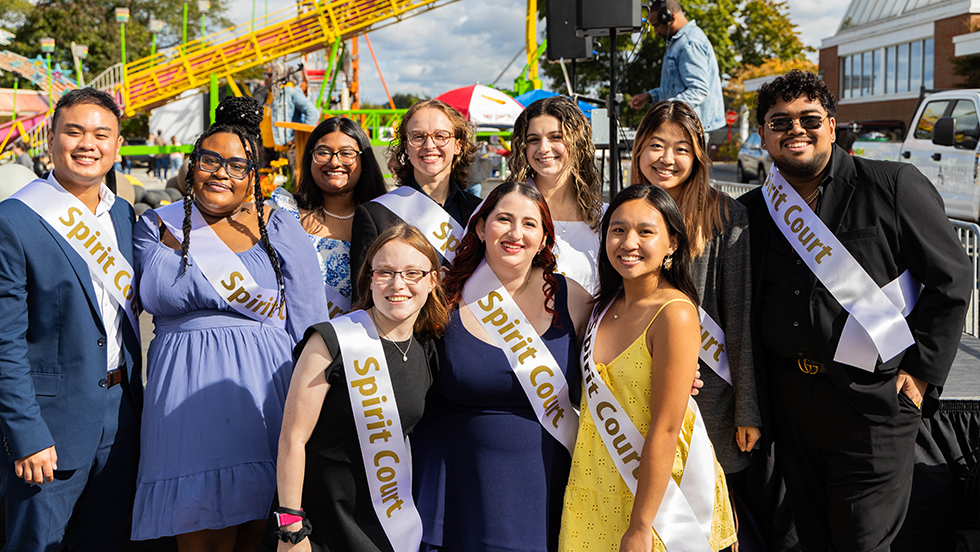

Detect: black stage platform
[900, 333, 980, 551]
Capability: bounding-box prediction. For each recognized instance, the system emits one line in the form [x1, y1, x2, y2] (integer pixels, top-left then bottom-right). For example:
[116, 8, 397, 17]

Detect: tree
[7, 0, 232, 88]
[731, 0, 813, 68]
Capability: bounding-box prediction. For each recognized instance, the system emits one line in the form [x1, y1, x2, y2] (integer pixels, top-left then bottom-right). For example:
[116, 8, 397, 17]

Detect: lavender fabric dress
[131, 208, 328, 540]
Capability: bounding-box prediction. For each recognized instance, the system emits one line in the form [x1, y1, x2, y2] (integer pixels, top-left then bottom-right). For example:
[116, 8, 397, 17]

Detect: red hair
[443, 182, 559, 319]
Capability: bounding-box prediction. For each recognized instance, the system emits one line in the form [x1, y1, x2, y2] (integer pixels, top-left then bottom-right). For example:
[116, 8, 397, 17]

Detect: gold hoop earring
[662, 255, 673, 271]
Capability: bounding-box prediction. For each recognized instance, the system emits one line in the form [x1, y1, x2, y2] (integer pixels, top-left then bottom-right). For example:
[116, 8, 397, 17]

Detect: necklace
[556, 220, 569, 234]
[613, 298, 639, 320]
[369, 308, 413, 362]
[319, 206, 355, 220]
[802, 187, 820, 205]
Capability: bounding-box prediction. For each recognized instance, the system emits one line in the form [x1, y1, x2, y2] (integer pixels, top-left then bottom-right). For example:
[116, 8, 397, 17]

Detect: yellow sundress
[559, 299, 737, 551]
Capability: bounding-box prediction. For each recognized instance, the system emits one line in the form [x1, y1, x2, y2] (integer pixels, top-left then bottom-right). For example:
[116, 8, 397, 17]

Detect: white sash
[331, 310, 423, 552]
[762, 168, 916, 371]
[10, 178, 139, 336]
[373, 186, 464, 262]
[461, 261, 579, 453]
[580, 301, 716, 551]
[697, 307, 731, 386]
[323, 282, 351, 320]
[156, 203, 286, 329]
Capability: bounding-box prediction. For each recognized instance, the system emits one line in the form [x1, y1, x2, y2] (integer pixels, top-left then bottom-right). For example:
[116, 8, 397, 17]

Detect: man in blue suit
[0, 88, 142, 550]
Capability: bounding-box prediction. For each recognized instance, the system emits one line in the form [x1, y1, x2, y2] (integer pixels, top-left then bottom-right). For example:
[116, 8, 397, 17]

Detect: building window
[842, 38, 933, 99]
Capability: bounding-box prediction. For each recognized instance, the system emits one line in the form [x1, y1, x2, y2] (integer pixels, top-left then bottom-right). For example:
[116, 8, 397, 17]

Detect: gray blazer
[691, 193, 761, 473]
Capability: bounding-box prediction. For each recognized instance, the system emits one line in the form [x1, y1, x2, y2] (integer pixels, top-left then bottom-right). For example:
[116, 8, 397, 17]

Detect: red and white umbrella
[435, 84, 524, 128]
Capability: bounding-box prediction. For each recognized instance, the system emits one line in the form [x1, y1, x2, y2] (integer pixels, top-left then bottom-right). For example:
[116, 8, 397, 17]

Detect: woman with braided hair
[131, 95, 328, 550]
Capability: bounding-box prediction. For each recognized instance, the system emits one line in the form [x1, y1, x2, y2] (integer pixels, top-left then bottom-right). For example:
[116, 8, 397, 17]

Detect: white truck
[852, 89, 980, 222]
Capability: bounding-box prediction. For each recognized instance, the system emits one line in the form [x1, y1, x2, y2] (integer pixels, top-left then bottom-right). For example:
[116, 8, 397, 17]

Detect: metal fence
[709, 181, 980, 338]
[950, 220, 980, 338]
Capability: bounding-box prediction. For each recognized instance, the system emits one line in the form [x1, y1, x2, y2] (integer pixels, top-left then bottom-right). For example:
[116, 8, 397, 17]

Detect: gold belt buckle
[798, 359, 822, 375]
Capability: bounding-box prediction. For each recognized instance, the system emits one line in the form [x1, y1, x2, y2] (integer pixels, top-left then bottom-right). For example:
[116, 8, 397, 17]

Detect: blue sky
[227, 0, 850, 104]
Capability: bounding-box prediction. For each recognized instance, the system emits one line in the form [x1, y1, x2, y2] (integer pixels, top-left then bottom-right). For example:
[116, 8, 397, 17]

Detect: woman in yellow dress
[559, 184, 736, 552]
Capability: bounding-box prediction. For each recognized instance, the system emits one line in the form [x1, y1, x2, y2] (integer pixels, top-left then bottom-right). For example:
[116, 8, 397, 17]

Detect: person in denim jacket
[264, 61, 321, 146]
[630, 0, 725, 132]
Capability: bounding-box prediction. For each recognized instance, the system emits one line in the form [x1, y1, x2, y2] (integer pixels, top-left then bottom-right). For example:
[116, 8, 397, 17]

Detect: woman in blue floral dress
[269, 117, 387, 316]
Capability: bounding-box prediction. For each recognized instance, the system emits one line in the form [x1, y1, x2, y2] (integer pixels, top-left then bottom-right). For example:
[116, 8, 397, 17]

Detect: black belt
[102, 367, 125, 388]
[797, 358, 827, 375]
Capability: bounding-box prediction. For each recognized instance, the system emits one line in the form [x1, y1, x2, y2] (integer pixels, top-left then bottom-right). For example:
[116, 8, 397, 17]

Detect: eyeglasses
[765, 115, 826, 132]
[312, 148, 361, 165]
[371, 269, 433, 284]
[197, 149, 252, 180]
[407, 130, 454, 148]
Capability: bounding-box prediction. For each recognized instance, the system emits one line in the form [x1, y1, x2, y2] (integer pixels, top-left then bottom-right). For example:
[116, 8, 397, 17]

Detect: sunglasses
[765, 115, 826, 132]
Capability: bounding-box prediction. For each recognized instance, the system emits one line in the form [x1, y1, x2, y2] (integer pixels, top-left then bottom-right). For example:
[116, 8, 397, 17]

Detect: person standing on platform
[739, 69, 972, 552]
[0, 88, 142, 550]
[629, 0, 725, 133]
[11, 142, 32, 169]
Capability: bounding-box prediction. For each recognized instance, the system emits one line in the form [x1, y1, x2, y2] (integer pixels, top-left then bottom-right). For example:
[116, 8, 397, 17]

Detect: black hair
[52, 88, 122, 133]
[294, 117, 387, 211]
[179, 95, 285, 309]
[594, 184, 699, 311]
[755, 69, 837, 125]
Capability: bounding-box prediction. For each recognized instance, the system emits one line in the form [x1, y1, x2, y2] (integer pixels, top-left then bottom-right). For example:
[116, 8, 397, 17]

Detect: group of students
[0, 85, 759, 552]
[135, 89, 753, 552]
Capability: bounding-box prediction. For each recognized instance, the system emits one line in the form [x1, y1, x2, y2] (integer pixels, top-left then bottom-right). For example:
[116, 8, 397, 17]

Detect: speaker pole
[608, 27, 619, 197]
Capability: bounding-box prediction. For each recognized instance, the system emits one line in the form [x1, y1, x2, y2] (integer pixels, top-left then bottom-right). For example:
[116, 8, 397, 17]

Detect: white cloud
[227, 0, 852, 102]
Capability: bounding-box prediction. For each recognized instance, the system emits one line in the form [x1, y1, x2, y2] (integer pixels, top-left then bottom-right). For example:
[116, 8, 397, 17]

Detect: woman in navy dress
[412, 182, 593, 552]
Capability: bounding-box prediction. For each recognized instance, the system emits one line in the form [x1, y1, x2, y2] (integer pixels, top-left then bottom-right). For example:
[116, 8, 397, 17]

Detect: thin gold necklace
[369, 308, 412, 362]
[802, 187, 820, 205]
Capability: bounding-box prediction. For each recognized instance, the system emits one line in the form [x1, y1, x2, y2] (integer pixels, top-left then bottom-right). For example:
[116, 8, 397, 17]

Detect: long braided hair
[179, 96, 285, 310]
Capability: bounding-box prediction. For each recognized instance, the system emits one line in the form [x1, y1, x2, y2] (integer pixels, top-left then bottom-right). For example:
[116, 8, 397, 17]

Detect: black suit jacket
[739, 145, 972, 422]
[349, 181, 481, 303]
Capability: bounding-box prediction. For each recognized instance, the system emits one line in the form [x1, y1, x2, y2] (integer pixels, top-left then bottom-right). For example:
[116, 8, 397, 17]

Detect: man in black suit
[739, 70, 972, 552]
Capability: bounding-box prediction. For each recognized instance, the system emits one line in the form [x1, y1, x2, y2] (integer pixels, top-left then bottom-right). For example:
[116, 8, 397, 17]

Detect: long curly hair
[595, 184, 699, 312]
[387, 99, 476, 188]
[294, 116, 387, 211]
[631, 100, 726, 257]
[351, 223, 449, 342]
[442, 181, 559, 319]
[179, 96, 285, 312]
[509, 96, 603, 230]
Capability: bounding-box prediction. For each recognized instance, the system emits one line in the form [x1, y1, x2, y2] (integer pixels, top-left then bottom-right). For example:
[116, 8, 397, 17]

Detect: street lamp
[149, 19, 163, 56]
[40, 37, 54, 108]
[70, 42, 88, 87]
[115, 7, 130, 105]
[198, 1, 210, 39]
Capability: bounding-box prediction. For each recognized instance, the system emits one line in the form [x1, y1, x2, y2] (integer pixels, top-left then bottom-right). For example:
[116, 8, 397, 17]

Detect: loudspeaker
[547, 0, 593, 62]
[576, 0, 642, 36]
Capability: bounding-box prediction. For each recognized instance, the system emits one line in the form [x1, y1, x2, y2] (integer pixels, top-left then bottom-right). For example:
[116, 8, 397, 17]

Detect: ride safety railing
[322, 108, 407, 146]
[91, 0, 460, 117]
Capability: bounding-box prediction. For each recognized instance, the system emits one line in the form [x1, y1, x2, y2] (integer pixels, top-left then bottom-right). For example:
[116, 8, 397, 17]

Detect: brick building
[819, 0, 980, 127]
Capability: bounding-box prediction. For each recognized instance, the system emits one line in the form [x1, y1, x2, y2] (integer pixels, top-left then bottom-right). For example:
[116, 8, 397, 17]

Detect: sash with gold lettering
[10, 177, 139, 336]
[155, 202, 286, 329]
[580, 301, 716, 551]
[331, 310, 423, 552]
[762, 168, 918, 371]
[698, 307, 731, 385]
[372, 186, 463, 262]
[268, 189, 350, 318]
[462, 261, 579, 452]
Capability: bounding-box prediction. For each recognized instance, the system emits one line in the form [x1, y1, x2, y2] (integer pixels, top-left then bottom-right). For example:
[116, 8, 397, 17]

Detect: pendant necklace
[369, 308, 412, 362]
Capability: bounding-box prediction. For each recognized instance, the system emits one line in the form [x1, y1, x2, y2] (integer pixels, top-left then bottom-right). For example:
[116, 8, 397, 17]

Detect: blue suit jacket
[0, 182, 142, 470]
